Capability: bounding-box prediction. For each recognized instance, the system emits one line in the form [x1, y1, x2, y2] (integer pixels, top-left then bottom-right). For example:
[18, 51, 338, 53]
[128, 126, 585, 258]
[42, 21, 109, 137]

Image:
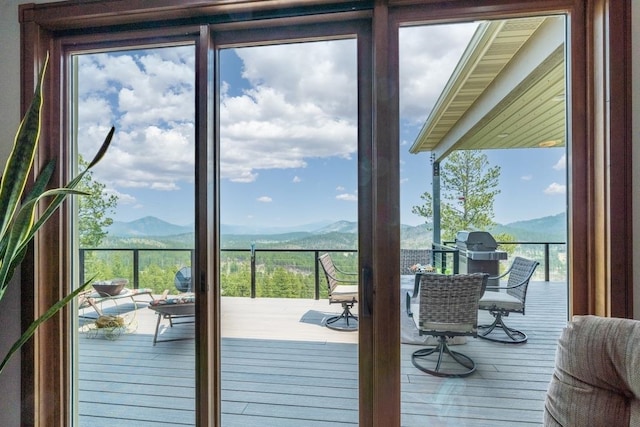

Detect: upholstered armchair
[544, 315, 640, 426]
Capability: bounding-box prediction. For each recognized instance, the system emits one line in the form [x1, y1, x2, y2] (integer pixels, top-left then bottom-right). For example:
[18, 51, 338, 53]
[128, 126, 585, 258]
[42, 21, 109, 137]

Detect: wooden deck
[77, 279, 567, 426]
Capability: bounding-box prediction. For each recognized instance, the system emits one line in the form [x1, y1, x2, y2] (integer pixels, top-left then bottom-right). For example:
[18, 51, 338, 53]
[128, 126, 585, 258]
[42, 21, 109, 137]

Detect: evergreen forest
[83, 215, 567, 298]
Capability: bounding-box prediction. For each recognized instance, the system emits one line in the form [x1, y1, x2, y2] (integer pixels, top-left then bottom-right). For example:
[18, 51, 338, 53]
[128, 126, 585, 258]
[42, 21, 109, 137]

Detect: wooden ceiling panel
[410, 16, 566, 158]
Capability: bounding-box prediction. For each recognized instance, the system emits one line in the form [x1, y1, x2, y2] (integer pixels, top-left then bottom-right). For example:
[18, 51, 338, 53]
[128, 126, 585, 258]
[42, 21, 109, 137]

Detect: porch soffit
[409, 15, 566, 162]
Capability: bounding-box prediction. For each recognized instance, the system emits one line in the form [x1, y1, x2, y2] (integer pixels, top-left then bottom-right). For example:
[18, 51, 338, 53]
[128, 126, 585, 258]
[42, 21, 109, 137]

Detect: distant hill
[107, 216, 192, 237]
[103, 214, 567, 249]
[314, 220, 357, 234]
[401, 223, 432, 248]
[493, 213, 567, 242]
[221, 220, 333, 235]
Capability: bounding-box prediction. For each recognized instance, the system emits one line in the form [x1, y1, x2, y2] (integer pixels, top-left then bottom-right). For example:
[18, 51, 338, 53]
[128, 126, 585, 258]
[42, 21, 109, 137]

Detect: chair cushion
[330, 284, 358, 302]
[544, 315, 640, 426]
[149, 293, 195, 306]
[478, 292, 523, 312]
[418, 320, 476, 334]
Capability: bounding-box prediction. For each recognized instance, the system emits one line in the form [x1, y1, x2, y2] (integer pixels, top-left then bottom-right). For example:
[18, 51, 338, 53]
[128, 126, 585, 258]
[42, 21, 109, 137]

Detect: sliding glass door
[64, 19, 373, 426]
[70, 43, 198, 426]
[397, 15, 569, 425]
[214, 23, 369, 425]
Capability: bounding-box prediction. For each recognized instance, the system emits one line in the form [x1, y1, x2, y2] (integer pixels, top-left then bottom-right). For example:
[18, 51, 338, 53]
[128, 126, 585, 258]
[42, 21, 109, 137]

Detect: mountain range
[105, 214, 567, 244]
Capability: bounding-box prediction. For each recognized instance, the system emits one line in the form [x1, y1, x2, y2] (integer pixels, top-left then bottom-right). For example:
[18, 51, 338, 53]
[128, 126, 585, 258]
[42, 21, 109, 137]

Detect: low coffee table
[148, 294, 195, 345]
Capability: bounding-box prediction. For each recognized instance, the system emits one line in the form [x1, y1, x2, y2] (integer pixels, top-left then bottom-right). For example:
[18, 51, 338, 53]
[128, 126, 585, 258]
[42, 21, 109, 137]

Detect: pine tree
[412, 150, 501, 241]
[77, 156, 119, 248]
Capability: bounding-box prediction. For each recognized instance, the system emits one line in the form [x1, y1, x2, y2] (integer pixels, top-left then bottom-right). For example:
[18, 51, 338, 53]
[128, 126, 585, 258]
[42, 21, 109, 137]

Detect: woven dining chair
[410, 272, 488, 377]
[400, 249, 432, 274]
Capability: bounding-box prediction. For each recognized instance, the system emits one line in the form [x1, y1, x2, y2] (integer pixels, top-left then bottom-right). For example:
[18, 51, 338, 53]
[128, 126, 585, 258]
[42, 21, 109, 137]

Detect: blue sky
[76, 21, 567, 229]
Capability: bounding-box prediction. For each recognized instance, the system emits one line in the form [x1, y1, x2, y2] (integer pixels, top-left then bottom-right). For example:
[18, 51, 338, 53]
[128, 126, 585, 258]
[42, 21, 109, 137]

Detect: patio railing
[79, 241, 565, 298]
[441, 240, 567, 282]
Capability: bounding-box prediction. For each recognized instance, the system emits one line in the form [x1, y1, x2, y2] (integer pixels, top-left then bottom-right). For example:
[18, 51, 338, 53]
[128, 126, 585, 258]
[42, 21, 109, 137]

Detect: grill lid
[455, 231, 498, 251]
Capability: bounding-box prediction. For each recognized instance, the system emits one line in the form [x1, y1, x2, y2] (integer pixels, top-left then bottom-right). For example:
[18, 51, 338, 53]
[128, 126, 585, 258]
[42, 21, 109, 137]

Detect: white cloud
[553, 154, 566, 170]
[78, 49, 195, 131]
[215, 40, 360, 182]
[521, 175, 533, 181]
[292, 176, 301, 183]
[150, 181, 180, 191]
[77, 29, 479, 201]
[336, 193, 357, 201]
[400, 178, 409, 184]
[399, 23, 479, 124]
[544, 182, 566, 195]
[336, 186, 346, 191]
[78, 47, 196, 193]
[78, 97, 114, 128]
[221, 99, 355, 181]
[237, 41, 357, 118]
[257, 196, 272, 203]
[89, 123, 194, 191]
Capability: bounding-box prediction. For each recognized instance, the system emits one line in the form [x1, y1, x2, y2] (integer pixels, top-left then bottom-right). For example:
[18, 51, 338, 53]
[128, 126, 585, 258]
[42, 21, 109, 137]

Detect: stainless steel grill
[455, 231, 507, 287]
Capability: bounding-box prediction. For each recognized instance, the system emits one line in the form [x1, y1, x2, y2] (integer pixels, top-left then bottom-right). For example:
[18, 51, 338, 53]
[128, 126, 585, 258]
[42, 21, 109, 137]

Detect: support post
[432, 158, 441, 244]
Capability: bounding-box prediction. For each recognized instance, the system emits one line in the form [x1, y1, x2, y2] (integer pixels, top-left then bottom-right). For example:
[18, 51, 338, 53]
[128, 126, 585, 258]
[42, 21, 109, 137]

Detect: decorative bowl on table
[92, 278, 128, 297]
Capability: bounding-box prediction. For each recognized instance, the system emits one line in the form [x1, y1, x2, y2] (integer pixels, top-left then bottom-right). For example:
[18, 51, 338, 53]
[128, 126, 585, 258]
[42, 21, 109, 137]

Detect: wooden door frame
[17, 0, 632, 425]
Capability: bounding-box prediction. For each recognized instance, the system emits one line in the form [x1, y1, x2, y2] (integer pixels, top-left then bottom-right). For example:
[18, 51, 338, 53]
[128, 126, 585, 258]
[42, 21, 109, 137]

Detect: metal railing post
[79, 249, 85, 287]
[250, 243, 256, 298]
[314, 250, 320, 300]
[452, 250, 459, 274]
[132, 249, 139, 289]
[544, 243, 550, 282]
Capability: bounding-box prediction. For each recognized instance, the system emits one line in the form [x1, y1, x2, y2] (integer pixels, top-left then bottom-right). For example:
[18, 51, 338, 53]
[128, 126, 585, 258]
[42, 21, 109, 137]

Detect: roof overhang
[409, 16, 566, 162]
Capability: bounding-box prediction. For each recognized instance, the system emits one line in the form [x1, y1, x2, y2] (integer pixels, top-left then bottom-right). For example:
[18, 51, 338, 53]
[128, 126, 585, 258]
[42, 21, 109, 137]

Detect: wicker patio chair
[400, 249, 432, 274]
[410, 272, 488, 377]
[477, 256, 539, 343]
[318, 253, 359, 331]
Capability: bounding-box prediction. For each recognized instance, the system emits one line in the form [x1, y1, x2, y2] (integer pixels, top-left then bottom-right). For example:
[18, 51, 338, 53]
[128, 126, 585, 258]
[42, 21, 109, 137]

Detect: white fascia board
[433, 16, 566, 161]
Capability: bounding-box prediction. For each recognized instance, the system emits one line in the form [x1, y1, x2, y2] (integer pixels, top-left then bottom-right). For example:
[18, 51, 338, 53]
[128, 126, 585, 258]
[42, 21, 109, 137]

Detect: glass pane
[72, 45, 197, 426]
[399, 16, 568, 424]
[219, 38, 359, 425]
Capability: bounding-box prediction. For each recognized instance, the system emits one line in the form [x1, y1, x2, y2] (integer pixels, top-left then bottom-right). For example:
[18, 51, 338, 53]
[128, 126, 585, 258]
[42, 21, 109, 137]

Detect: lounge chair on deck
[478, 256, 539, 343]
[318, 253, 359, 331]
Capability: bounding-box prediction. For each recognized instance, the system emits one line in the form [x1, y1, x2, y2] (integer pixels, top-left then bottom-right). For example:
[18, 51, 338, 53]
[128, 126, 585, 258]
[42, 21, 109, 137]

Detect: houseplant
[0, 54, 114, 374]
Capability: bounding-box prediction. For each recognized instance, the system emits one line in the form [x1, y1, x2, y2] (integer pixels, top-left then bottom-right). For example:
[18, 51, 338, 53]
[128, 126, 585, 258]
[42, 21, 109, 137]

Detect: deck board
[78, 280, 567, 426]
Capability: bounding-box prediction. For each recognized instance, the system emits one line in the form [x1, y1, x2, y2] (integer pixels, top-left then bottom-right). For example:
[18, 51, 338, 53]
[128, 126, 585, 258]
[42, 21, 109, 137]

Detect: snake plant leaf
[0, 276, 95, 375]
[0, 160, 56, 289]
[85, 126, 115, 169]
[0, 52, 115, 377]
[29, 127, 114, 238]
[0, 188, 87, 297]
[15, 187, 89, 255]
[22, 159, 56, 205]
[0, 54, 48, 242]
